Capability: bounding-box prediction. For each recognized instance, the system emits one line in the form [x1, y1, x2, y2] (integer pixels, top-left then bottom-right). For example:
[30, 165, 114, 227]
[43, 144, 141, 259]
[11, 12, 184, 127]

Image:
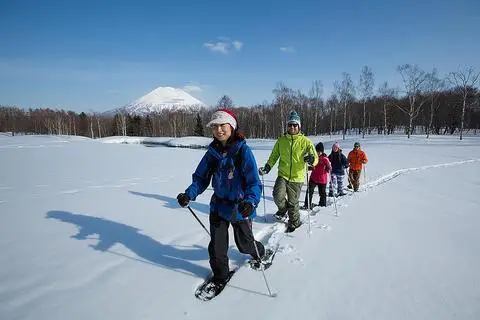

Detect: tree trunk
[362, 100, 366, 138]
[90, 119, 94, 139]
[460, 95, 466, 140]
[97, 117, 102, 138]
[343, 100, 347, 140]
[383, 101, 387, 135]
[408, 113, 413, 139]
[329, 110, 333, 138]
[427, 99, 434, 138]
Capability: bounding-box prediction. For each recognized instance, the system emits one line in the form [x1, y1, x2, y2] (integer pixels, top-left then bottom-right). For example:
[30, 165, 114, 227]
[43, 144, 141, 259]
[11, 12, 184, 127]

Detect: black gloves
[238, 201, 254, 218]
[177, 193, 190, 207]
[303, 154, 314, 166]
[258, 164, 271, 176]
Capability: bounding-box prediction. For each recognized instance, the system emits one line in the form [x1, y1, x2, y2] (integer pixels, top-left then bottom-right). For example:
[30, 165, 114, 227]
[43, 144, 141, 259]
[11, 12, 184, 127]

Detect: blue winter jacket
[184, 138, 262, 222]
[328, 150, 349, 175]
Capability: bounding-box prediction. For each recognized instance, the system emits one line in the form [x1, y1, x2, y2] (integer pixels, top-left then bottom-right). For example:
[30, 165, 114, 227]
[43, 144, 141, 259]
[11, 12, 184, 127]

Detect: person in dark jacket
[328, 142, 349, 196]
[177, 109, 267, 296]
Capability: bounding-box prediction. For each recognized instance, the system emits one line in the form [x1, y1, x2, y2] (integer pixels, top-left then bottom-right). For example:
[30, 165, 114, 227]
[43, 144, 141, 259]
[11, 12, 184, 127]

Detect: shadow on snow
[45, 210, 211, 278]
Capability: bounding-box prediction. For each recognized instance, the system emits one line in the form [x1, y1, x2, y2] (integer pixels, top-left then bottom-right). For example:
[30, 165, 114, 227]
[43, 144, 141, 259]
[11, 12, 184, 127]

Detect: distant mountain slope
[106, 87, 205, 115]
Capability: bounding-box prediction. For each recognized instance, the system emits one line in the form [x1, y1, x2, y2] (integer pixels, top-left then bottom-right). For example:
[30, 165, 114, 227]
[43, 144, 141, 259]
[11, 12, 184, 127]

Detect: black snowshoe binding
[195, 271, 235, 301]
[248, 248, 277, 270]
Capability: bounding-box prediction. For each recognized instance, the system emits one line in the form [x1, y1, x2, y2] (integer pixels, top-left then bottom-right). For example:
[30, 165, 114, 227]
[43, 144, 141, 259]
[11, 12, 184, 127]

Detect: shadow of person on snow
[46, 210, 211, 278]
[128, 190, 210, 215]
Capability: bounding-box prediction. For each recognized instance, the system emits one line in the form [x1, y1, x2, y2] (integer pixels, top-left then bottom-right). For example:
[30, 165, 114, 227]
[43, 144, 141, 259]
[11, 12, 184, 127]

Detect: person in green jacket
[258, 111, 318, 233]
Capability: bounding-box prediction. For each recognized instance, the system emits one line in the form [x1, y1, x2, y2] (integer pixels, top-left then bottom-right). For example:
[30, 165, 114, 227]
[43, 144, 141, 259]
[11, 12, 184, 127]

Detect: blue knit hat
[287, 111, 301, 127]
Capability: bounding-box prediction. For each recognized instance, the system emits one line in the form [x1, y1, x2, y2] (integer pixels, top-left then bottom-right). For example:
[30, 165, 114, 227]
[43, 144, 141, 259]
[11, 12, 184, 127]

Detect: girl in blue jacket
[177, 109, 265, 293]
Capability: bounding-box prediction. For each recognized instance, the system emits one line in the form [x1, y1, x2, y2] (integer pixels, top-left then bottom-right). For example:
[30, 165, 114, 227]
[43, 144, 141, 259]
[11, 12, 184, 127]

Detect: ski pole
[248, 220, 275, 297]
[305, 164, 312, 236]
[332, 191, 339, 217]
[363, 164, 367, 186]
[331, 176, 339, 217]
[187, 206, 210, 236]
[261, 174, 267, 222]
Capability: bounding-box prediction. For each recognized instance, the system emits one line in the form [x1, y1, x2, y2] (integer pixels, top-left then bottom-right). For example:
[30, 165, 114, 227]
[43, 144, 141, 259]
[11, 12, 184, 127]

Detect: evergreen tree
[193, 113, 204, 136]
[78, 112, 88, 136]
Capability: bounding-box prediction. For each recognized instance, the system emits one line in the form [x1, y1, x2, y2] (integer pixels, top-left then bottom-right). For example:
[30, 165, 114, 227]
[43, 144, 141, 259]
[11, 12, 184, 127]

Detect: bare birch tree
[217, 95, 234, 109]
[309, 80, 323, 135]
[358, 66, 374, 138]
[424, 69, 445, 138]
[334, 73, 356, 140]
[448, 67, 480, 140]
[326, 94, 338, 138]
[396, 64, 428, 138]
[378, 81, 396, 135]
[273, 82, 295, 134]
[117, 111, 127, 136]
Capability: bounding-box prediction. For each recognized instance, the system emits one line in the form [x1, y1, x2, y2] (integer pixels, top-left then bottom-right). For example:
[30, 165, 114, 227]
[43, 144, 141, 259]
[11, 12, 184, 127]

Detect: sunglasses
[287, 123, 299, 127]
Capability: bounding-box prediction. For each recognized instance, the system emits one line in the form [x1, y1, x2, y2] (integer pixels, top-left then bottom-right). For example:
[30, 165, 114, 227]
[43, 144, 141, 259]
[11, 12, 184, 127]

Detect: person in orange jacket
[347, 142, 368, 192]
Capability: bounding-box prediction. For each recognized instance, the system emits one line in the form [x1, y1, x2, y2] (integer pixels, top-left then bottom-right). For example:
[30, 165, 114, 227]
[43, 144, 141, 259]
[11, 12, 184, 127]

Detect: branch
[394, 104, 409, 115]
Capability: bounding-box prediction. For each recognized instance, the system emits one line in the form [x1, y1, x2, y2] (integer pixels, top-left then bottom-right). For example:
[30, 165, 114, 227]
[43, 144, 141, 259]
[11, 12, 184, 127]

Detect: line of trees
[1, 65, 479, 140]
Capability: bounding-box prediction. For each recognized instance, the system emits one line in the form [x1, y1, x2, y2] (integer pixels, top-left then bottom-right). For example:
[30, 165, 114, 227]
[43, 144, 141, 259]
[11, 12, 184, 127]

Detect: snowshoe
[195, 270, 235, 301]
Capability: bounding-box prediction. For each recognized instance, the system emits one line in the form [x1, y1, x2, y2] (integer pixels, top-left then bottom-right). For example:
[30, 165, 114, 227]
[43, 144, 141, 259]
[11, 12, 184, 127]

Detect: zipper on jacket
[289, 134, 294, 181]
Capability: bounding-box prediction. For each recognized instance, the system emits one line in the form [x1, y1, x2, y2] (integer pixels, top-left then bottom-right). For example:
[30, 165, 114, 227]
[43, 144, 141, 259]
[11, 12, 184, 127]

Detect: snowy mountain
[110, 87, 205, 115]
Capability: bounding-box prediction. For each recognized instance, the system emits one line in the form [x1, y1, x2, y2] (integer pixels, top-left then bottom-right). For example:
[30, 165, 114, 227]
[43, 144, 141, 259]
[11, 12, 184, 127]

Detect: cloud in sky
[182, 84, 203, 93]
[280, 46, 296, 53]
[203, 38, 243, 54]
[203, 41, 229, 54]
[232, 40, 243, 50]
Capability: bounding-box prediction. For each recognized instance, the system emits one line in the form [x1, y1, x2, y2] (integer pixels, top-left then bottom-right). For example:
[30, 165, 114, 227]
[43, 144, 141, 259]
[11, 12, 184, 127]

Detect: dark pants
[304, 181, 327, 209]
[348, 169, 361, 191]
[208, 211, 265, 282]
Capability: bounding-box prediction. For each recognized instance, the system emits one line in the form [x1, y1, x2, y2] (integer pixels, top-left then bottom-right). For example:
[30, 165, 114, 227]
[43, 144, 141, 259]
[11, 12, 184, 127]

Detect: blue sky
[0, 0, 479, 112]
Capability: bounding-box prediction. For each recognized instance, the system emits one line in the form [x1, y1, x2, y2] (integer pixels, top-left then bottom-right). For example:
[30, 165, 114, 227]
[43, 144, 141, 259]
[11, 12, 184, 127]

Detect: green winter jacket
[266, 133, 318, 183]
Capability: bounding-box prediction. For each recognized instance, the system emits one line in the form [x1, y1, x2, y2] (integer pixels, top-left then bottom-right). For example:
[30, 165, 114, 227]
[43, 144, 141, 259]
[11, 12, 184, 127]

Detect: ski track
[252, 158, 480, 263]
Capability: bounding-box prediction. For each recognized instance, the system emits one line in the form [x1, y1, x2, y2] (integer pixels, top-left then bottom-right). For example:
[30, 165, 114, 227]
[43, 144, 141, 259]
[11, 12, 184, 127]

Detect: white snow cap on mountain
[122, 86, 205, 115]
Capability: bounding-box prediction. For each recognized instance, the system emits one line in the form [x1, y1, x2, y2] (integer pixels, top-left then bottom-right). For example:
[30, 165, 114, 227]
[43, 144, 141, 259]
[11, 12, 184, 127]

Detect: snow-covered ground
[0, 133, 479, 320]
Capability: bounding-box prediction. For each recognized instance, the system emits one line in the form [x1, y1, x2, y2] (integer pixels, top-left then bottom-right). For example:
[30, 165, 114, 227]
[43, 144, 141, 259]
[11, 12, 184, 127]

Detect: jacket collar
[208, 139, 245, 161]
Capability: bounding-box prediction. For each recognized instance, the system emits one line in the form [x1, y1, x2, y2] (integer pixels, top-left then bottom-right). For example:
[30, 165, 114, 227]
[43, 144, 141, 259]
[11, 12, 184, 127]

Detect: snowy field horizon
[1, 133, 479, 320]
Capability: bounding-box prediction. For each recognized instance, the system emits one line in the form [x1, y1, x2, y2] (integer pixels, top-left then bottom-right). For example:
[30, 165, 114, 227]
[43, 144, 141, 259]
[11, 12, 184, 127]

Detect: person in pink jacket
[301, 142, 332, 210]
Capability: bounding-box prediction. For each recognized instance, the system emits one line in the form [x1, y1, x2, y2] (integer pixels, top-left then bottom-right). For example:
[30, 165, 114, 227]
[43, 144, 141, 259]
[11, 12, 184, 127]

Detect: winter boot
[274, 211, 287, 221]
[285, 220, 302, 233]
